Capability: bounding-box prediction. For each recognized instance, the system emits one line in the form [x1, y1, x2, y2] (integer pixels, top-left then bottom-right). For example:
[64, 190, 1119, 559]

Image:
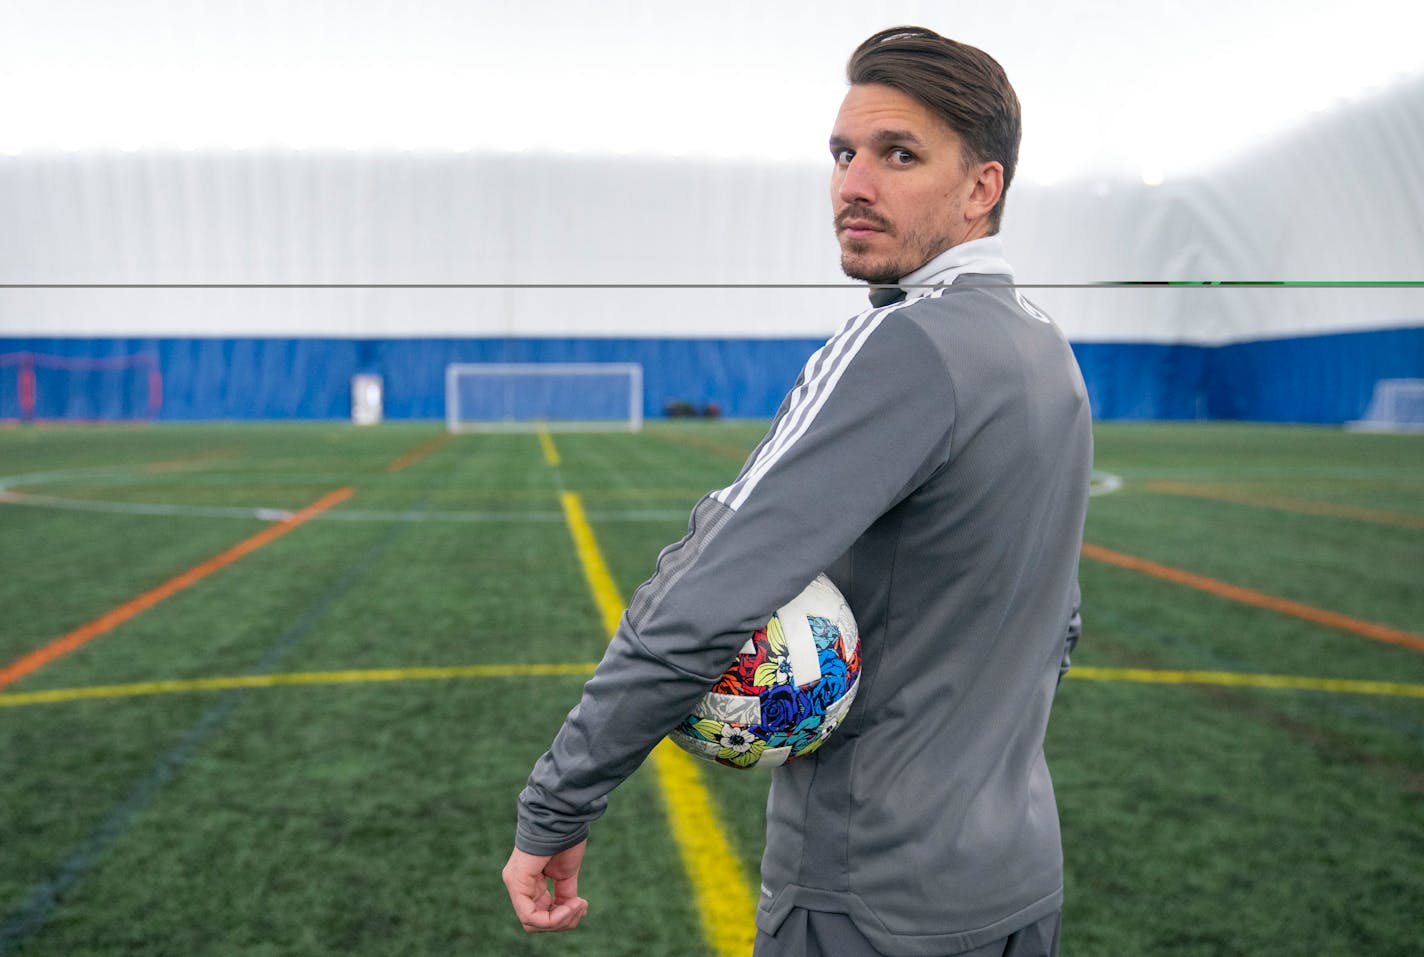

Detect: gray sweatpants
[752, 908, 1061, 957]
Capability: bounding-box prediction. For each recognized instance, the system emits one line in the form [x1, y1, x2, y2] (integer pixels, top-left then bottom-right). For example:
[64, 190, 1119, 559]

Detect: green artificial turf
[0, 420, 1421, 955]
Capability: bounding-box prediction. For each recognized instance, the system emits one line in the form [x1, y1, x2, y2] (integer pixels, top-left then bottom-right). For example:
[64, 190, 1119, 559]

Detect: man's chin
[840, 255, 901, 286]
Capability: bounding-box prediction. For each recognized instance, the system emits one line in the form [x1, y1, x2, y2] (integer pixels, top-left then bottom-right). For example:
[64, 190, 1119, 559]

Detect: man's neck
[887, 236, 1015, 302]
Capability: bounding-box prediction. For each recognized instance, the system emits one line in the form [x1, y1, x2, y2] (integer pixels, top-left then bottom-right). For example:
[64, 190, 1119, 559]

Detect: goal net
[445, 362, 643, 432]
[0, 351, 162, 422]
[1347, 378, 1424, 432]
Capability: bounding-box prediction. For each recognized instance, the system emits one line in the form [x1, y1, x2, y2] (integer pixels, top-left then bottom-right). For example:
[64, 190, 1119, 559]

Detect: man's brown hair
[847, 26, 1021, 234]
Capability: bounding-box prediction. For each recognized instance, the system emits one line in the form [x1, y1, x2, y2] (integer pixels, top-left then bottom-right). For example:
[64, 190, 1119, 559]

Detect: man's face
[830, 83, 982, 285]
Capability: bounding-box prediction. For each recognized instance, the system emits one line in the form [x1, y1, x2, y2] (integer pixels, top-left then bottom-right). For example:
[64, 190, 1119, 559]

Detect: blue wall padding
[1, 326, 1421, 423]
[0, 337, 821, 422]
[1067, 342, 1211, 420]
[1205, 326, 1424, 423]
[357, 338, 823, 420]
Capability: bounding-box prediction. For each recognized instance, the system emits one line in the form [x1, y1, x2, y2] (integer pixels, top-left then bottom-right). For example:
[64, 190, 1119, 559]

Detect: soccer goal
[445, 362, 644, 433]
[1347, 378, 1424, 432]
[0, 351, 162, 422]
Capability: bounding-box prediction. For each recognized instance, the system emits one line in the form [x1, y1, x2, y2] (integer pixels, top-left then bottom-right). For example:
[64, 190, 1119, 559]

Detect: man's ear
[965, 161, 1004, 224]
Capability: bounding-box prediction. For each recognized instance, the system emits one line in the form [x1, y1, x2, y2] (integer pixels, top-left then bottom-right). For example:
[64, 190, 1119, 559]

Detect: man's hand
[502, 840, 590, 933]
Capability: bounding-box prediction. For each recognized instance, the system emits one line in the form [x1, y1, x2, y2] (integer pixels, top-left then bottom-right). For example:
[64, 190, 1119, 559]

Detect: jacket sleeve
[515, 307, 956, 855]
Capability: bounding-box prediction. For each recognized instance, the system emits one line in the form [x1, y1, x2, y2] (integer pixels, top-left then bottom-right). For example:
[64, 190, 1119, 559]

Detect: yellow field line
[538, 428, 561, 467]
[0, 663, 597, 708]
[558, 490, 757, 957]
[3, 662, 1420, 711]
[1070, 666, 1424, 698]
[558, 494, 622, 634]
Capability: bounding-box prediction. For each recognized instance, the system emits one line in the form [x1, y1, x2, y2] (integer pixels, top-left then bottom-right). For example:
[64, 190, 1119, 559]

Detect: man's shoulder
[891, 273, 1016, 326]
[822, 302, 957, 401]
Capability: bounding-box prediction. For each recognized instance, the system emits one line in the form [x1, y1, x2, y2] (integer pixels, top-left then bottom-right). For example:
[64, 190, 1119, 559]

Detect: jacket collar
[869, 236, 1015, 305]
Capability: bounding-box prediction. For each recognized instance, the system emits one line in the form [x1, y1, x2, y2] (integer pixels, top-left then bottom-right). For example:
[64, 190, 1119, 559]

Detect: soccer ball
[668, 574, 860, 770]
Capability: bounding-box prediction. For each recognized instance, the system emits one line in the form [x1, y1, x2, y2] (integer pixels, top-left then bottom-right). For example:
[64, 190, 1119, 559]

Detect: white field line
[0, 466, 689, 523]
[4, 462, 1123, 522]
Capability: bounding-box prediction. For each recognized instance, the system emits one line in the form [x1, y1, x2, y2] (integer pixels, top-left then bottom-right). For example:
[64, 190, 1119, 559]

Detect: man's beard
[839, 242, 904, 286]
[835, 207, 950, 286]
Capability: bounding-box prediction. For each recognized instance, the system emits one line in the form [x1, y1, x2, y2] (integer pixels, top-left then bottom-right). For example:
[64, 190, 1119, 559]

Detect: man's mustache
[835, 206, 895, 233]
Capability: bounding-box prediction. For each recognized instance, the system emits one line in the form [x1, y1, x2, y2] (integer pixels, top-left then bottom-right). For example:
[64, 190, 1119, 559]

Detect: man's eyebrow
[828, 129, 928, 151]
[871, 129, 926, 147]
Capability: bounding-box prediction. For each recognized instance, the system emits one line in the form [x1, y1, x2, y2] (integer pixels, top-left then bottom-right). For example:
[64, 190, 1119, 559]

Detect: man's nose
[837, 157, 876, 205]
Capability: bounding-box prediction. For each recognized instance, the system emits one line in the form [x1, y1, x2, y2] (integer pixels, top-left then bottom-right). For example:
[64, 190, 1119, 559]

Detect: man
[504, 25, 1091, 957]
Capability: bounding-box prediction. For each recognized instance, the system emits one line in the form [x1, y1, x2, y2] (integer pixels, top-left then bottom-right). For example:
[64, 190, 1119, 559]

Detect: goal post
[445, 362, 644, 433]
[1347, 378, 1424, 432]
[0, 351, 161, 422]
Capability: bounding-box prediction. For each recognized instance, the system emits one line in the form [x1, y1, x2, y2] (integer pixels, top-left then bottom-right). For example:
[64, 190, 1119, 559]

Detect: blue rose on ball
[808, 650, 849, 713]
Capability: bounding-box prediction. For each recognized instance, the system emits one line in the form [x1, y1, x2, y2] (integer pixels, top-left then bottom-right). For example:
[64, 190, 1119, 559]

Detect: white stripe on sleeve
[712, 299, 910, 512]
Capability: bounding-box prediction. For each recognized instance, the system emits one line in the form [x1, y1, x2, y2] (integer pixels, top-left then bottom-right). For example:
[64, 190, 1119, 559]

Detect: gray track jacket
[517, 237, 1093, 956]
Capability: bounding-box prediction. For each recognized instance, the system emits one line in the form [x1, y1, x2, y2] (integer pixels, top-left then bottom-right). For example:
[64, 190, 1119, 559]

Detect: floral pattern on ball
[671, 577, 861, 771]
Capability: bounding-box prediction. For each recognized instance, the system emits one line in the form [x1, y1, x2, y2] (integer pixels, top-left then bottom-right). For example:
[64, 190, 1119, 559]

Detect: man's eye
[833, 148, 854, 164]
[890, 149, 915, 164]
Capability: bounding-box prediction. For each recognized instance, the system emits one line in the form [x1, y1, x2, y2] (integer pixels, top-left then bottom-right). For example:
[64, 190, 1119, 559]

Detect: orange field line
[386, 433, 452, 472]
[1080, 542, 1424, 654]
[0, 486, 355, 691]
[648, 429, 754, 463]
[1145, 480, 1424, 530]
[143, 448, 242, 474]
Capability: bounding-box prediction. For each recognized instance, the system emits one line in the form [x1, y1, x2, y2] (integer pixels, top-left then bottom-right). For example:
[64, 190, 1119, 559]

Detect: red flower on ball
[711, 627, 772, 696]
